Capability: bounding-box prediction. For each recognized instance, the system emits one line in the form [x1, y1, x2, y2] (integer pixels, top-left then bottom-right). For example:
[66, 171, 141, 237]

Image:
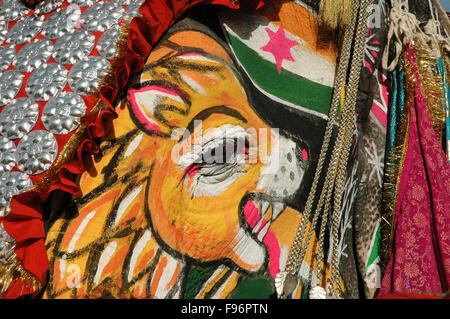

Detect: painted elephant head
[126, 22, 308, 274]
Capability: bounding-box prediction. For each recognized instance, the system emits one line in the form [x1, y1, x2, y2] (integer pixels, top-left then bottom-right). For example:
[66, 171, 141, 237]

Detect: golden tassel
[318, 0, 353, 30]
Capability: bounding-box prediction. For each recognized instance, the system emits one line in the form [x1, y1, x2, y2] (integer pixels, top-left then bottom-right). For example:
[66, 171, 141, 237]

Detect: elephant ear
[127, 83, 191, 138]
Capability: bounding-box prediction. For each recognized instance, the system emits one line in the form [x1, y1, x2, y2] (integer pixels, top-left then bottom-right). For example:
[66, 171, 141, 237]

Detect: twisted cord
[282, 0, 373, 299]
[284, 0, 358, 278]
[328, 0, 373, 295]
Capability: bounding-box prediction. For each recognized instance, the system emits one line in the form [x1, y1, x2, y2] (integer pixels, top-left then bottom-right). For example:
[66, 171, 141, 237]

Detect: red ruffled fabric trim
[2, 0, 264, 298]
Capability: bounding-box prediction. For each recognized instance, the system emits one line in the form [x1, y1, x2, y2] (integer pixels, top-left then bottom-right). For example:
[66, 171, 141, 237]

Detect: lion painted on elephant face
[43, 18, 336, 299]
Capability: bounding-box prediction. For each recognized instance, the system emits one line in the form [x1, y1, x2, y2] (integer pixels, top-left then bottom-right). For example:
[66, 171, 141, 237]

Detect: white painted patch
[232, 228, 265, 271]
[123, 132, 144, 159]
[67, 210, 97, 254]
[93, 241, 118, 285]
[154, 253, 181, 298]
[179, 72, 207, 95]
[113, 184, 143, 227]
[59, 255, 67, 281]
[177, 54, 220, 64]
[256, 136, 304, 199]
[204, 72, 217, 80]
[278, 245, 289, 273]
[128, 229, 152, 282]
[132, 88, 184, 118]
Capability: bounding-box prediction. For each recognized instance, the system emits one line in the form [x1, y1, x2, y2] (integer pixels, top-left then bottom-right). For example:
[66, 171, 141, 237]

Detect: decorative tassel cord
[323, 0, 372, 296]
[279, 1, 358, 298]
[319, 0, 353, 30]
[279, 0, 372, 299]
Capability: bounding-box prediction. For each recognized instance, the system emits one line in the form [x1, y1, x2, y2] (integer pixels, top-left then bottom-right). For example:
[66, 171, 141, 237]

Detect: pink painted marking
[243, 200, 261, 229]
[179, 52, 204, 57]
[263, 231, 281, 278]
[128, 85, 181, 133]
[184, 164, 200, 179]
[371, 102, 387, 128]
[365, 60, 373, 74]
[260, 26, 298, 74]
[302, 149, 308, 161]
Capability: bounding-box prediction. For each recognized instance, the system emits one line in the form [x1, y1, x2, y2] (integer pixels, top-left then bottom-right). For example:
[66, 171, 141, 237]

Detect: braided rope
[283, 1, 358, 280]
[282, 0, 373, 298]
[328, 0, 373, 295]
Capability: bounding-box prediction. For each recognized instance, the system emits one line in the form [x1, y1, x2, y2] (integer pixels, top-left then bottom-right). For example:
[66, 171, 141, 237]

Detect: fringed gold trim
[414, 46, 445, 141]
[380, 51, 411, 271]
[318, 0, 353, 31]
[0, 259, 41, 298]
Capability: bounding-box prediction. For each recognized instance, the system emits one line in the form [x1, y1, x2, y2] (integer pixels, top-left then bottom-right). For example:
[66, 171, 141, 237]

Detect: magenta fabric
[380, 44, 450, 294]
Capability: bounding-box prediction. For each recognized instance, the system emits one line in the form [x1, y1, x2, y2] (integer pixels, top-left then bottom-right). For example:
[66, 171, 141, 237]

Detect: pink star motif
[260, 26, 298, 74]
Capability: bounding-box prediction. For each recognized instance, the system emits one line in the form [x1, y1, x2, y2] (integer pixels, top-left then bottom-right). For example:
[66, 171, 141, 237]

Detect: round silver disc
[0, 21, 9, 45]
[0, 172, 33, 217]
[68, 56, 110, 95]
[42, 92, 86, 134]
[15, 130, 58, 175]
[53, 29, 95, 65]
[0, 136, 16, 176]
[6, 15, 44, 46]
[0, 45, 16, 72]
[26, 63, 68, 101]
[0, 98, 39, 140]
[0, 70, 23, 106]
[81, 1, 124, 32]
[0, 0, 30, 22]
[34, 0, 66, 15]
[97, 26, 120, 60]
[14, 39, 53, 73]
[42, 5, 82, 40]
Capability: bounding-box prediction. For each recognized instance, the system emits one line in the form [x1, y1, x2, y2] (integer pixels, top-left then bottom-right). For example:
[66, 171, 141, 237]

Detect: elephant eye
[176, 125, 252, 197]
[184, 136, 249, 178]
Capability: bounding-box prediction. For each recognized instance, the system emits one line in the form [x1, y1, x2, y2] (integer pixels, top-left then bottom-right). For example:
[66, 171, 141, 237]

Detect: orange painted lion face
[126, 28, 308, 275]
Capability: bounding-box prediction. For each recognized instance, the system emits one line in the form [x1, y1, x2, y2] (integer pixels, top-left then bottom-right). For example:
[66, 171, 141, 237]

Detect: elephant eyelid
[180, 135, 249, 183]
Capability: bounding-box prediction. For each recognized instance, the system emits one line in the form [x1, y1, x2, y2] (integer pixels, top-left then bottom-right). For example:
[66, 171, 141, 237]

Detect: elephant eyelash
[183, 137, 249, 178]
